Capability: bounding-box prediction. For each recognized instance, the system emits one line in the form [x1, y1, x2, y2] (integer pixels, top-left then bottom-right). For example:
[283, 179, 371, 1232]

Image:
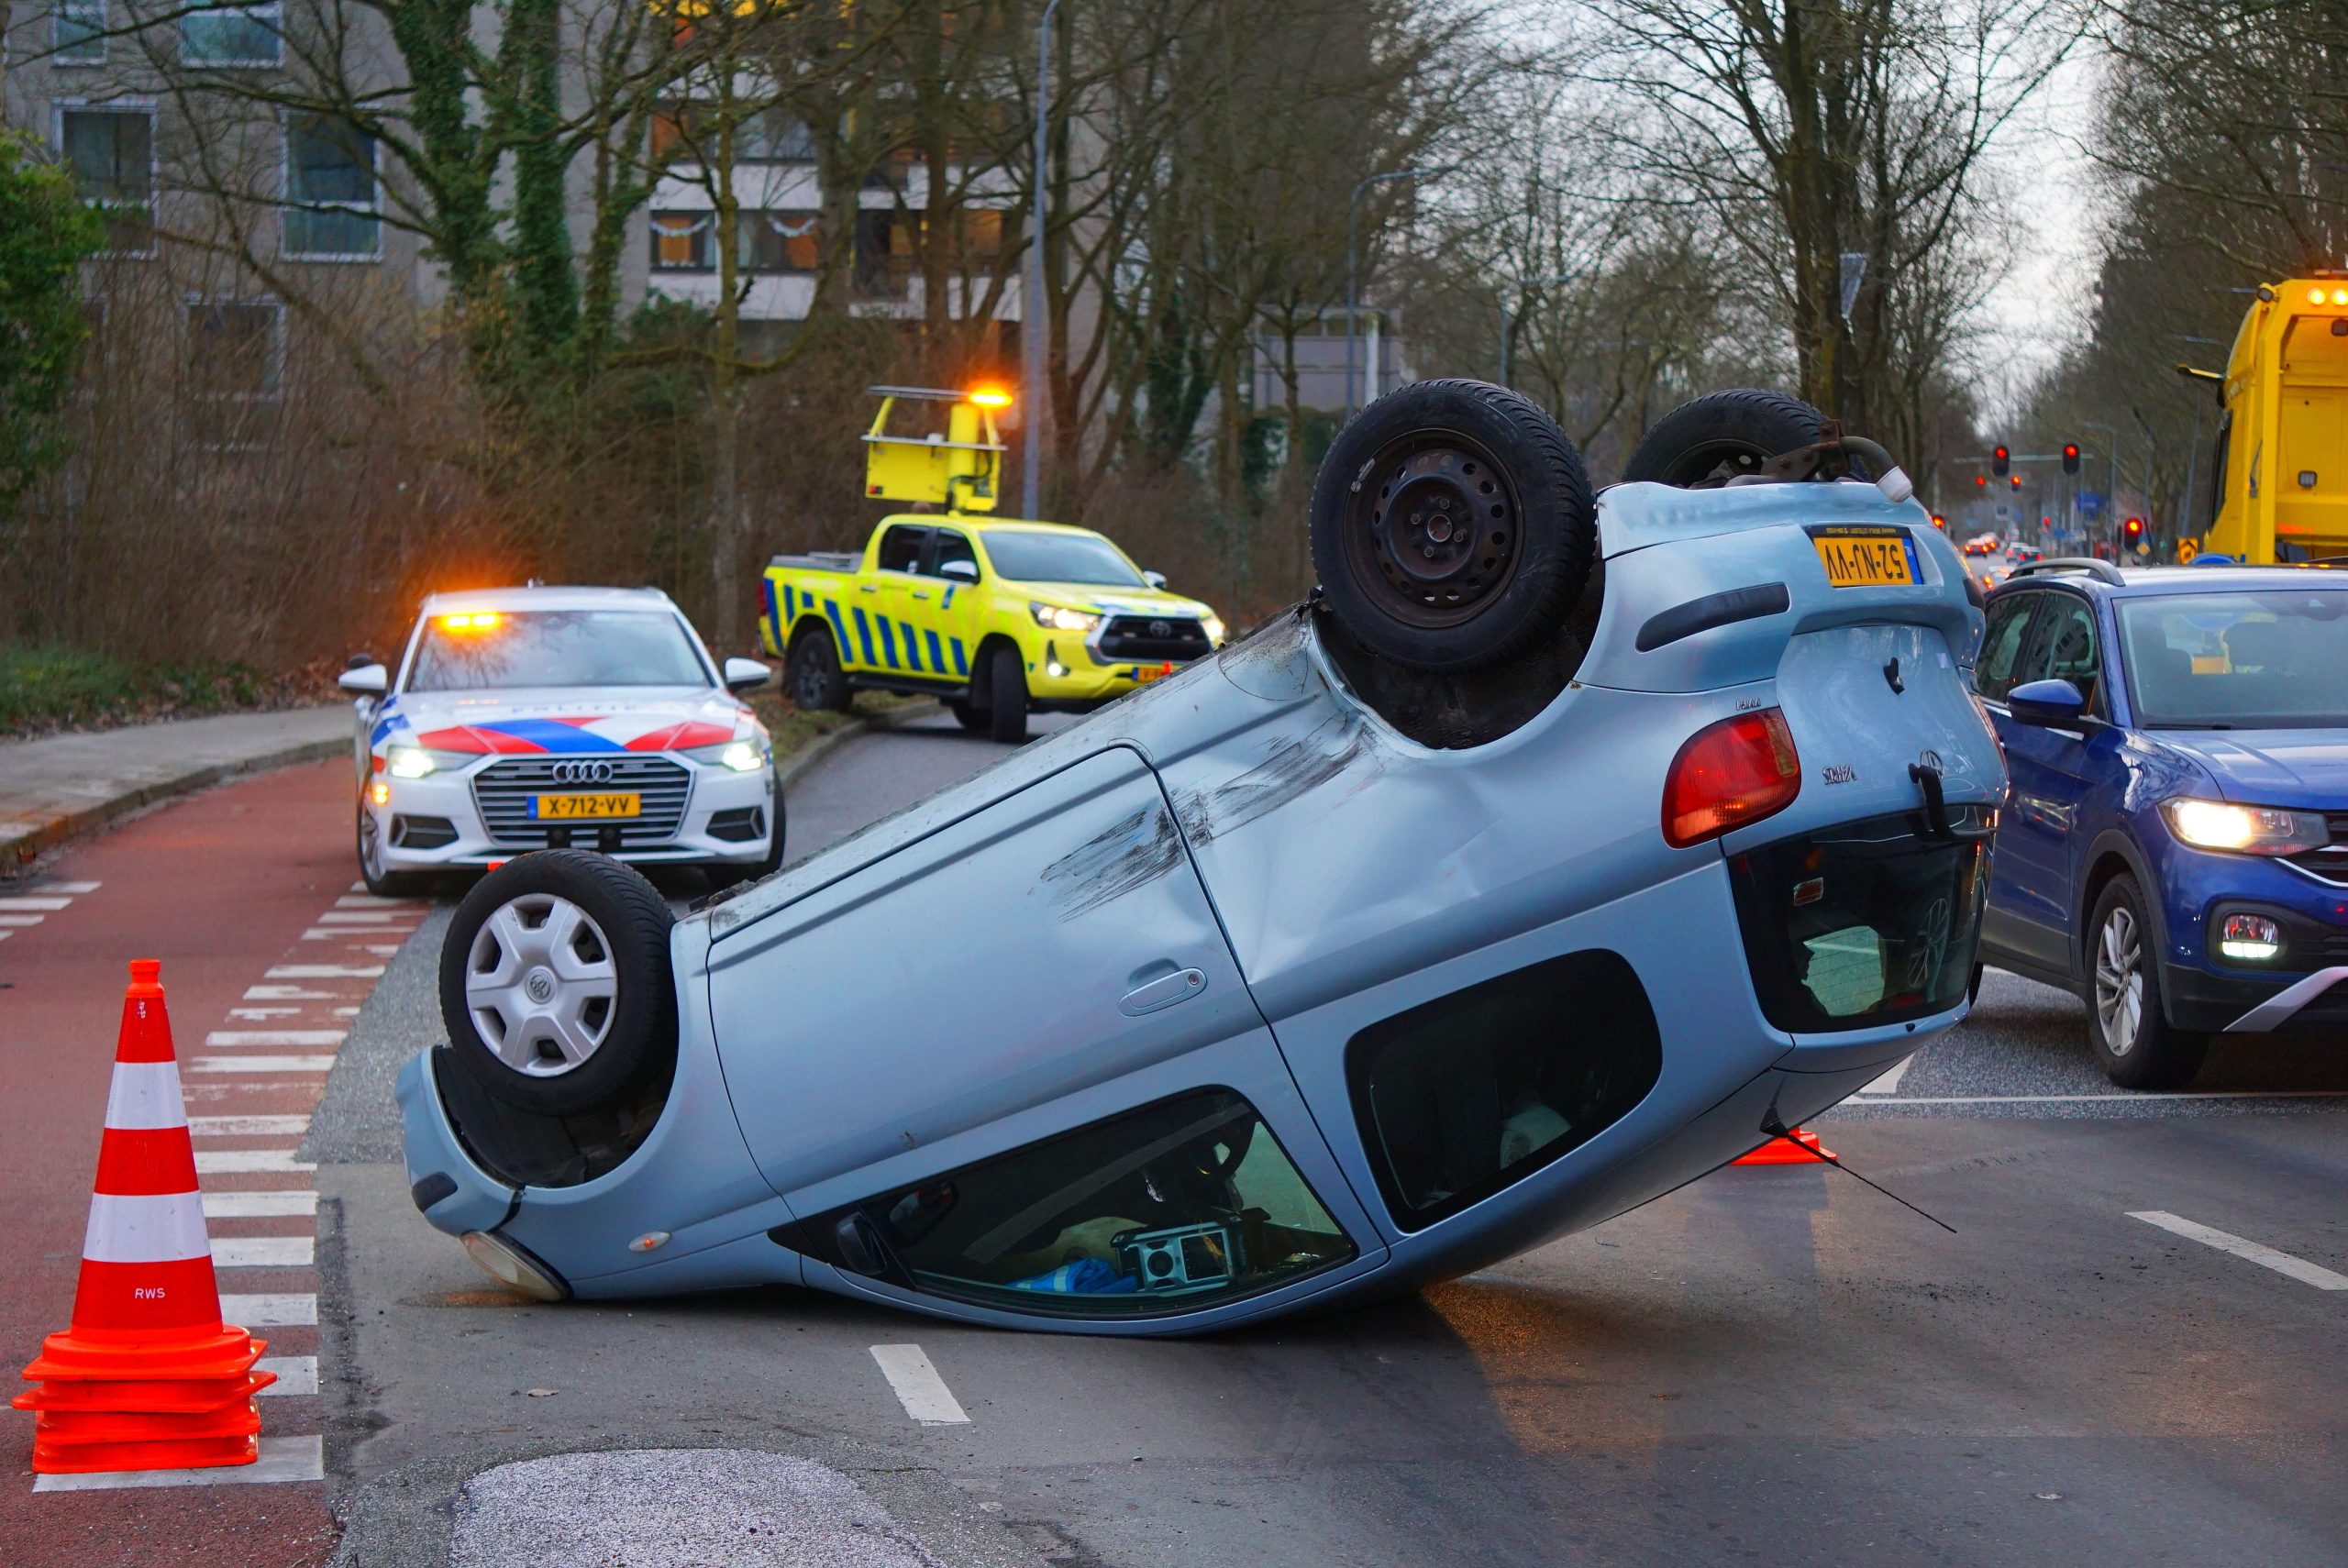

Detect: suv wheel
[2086, 875, 2208, 1090]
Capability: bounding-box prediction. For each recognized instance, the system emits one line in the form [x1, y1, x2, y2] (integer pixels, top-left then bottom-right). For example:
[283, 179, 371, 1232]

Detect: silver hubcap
[2094, 903, 2143, 1057]
[359, 806, 385, 880]
[464, 894, 618, 1077]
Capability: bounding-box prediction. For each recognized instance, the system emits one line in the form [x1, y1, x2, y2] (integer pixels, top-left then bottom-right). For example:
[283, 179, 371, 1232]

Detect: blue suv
[1976, 560, 2348, 1088]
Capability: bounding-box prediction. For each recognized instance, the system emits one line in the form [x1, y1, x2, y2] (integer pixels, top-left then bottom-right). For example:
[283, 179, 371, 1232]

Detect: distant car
[1976, 559, 2348, 1088]
[2007, 543, 2042, 565]
[399, 383, 2000, 1333]
[1964, 537, 1996, 556]
[338, 587, 781, 897]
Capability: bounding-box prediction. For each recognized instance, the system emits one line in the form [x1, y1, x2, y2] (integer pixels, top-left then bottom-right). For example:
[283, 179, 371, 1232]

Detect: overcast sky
[1973, 38, 2104, 420]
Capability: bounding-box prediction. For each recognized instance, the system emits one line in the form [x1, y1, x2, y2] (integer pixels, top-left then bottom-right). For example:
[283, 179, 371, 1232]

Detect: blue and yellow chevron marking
[850, 606, 878, 666]
[950, 637, 969, 676]
[875, 615, 900, 669]
[941, 585, 957, 611]
[763, 579, 782, 650]
[925, 629, 947, 674]
[825, 598, 850, 657]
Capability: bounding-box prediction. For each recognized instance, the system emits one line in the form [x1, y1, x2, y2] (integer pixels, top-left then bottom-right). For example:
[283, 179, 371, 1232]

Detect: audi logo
[549, 761, 615, 785]
[1148, 620, 1172, 639]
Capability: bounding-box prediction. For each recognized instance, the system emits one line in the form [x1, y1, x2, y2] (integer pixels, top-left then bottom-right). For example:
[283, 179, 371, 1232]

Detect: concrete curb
[0, 731, 346, 872]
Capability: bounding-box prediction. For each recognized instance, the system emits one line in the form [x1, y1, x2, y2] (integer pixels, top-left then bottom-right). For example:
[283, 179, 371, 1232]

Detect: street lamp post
[1497, 273, 1577, 390]
[1345, 165, 1450, 424]
[1021, 0, 1063, 520]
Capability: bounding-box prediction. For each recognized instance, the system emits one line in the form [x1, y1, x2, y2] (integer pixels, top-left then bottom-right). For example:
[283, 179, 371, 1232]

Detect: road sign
[2077, 491, 2105, 517]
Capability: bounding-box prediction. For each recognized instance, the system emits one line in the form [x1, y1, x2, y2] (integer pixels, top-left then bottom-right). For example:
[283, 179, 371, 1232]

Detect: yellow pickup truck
[760, 388, 1224, 743]
[2190, 273, 2348, 565]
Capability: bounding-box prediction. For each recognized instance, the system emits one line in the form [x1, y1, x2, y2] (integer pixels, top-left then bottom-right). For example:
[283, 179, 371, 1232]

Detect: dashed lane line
[2130, 1211, 2348, 1291]
[869, 1344, 970, 1426]
[32, 1435, 325, 1492]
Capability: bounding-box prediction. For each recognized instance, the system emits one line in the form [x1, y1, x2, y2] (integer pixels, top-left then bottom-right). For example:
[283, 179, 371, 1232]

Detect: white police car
[338, 587, 780, 896]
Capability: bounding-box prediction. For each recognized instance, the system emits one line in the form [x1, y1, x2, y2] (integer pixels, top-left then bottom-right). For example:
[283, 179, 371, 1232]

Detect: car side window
[927, 529, 977, 579]
[1975, 593, 2040, 703]
[2027, 596, 2104, 716]
[875, 525, 929, 575]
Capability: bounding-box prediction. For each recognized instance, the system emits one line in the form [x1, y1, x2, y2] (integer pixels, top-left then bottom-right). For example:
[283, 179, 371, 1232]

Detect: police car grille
[1097, 616, 1210, 661]
[471, 756, 694, 848]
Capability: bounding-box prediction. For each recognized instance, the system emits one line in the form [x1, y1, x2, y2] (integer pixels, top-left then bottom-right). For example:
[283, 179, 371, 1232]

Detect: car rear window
[406, 610, 710, 690]
[2118, 590, 2348, 729]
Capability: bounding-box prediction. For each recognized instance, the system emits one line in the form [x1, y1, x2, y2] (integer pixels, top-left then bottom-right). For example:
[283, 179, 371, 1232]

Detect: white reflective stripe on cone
[103, 1060, 189, 1132]
[82, 1191, 211, 1264]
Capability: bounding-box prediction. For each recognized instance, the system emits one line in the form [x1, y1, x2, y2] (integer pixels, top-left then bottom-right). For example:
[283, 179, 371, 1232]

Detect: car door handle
[1119, 968, 1206, 1017]
[911, 591, 930, 600]
[858, 584, 878, 593]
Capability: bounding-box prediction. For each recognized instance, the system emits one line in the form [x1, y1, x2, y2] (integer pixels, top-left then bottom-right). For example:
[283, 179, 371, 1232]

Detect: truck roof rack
[2008, 558, 2126, 586]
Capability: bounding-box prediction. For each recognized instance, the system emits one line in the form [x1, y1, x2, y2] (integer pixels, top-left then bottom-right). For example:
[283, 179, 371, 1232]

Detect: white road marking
[2130, 1211, 2348, 1291]
[869, 1343, 970, 1426]
[190, 1114, 309, 1137]
[47, 880, 101, 894]
[32, 1434, 324, 1491]
[228, 1006, 305, 1021]
[1855, 1055, 1914, 1095]
[0, 913, 43, 926]
[256, 1354, 318, 1396]
[219, 1292, 317, 1326]
[205, 1030, 347, 1047]
[313, 911, 410, 925]
[333, 1005, 360, 1017]
[194, 1149, 317, 1175]
[213, 1236, 315, 1268]
[0, 896, 72, 910]
[336, 894, 411, 908]
[1848, 1090, 2348, 1105]
[266, 964, 385, 978]
[204, 1191, 318, 1218]
[192, 1055, 337, 1074]
[244, 984, 341, 1000]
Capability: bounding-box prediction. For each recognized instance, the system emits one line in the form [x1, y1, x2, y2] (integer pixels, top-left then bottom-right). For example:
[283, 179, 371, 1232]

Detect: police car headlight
[1202, 615, 1225, 644]
[1029, 602, 1100, 633]
[385, 745, 439, 779]
[689, 738, 769, 772]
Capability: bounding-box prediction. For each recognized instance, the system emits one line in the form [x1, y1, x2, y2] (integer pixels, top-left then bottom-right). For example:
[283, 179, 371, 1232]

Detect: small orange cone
[15, 960, 273, 1474]
[1732, 1127, 1835, 1166]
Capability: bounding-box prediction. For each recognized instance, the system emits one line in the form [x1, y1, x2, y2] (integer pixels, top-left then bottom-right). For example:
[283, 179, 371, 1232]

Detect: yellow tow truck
[2187, 273, 2348, 565]
[760, 387, 1225, 743]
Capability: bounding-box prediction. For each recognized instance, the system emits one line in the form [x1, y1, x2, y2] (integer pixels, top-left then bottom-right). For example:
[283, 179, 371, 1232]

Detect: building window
[59, 105, 153, 256]
[650, 104, 815, 164]
[187, 300, 282, 400]
[745, 210, 818, 272]
[959, 208, 1004, 267]
[283, 116, 379, 259]
[648, 211, 712, 271]
[854, 210, 909, 297]
[55, 0, 107, 64]
[181, 2, 282, 67]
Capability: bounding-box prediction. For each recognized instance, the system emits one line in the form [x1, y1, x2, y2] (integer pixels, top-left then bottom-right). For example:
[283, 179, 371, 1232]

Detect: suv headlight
[688, 737, 770, 772]
[1202, 614, 1226, 644]
[383, 745, 471, 779]
[2158, 798, 2328, 855]
[1030, 602, 1100, 633]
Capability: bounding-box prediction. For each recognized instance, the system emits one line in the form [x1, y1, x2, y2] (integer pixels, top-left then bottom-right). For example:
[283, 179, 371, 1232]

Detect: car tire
[357, 801, 434, 900]
[788, 626, 854, 714]
[2086, 875, 2208, 1091]
[986, 646, 1029, 744]
[1621, 389, 1828, 488]
[704, 787, 786, 892]
[1308, 378, 1595, 672]
[947, 699, 989, 734]
[439, 850, 678, 1117]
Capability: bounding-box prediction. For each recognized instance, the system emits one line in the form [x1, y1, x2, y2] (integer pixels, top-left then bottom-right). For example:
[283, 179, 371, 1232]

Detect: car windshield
[982, 531, 1145, 587]
[405, 610, 709, 691]
[2118, 590, 2348, 729]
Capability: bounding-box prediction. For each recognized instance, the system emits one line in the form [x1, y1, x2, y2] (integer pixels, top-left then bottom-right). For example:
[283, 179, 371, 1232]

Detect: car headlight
[1202, 614, 1226, 644]
[2158, 798, 2328, 855]
[1029, 602, 1100, 633]
[383, 745, 471, 779]
[687, 737, 770, 772]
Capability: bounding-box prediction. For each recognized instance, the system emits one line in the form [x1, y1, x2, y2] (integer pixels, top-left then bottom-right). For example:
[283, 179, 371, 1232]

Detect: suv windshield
[982, 531, 1145, 588]
[405, 610, 710, 691]
[2118, 590, 2348, 729]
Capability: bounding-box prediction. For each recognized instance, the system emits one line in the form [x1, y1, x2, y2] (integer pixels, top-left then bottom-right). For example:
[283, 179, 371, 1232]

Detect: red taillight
[1662, 710, 1801, 848]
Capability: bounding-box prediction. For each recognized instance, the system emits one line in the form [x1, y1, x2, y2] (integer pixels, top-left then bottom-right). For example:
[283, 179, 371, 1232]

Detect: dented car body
[401, 478, 2001, 1332]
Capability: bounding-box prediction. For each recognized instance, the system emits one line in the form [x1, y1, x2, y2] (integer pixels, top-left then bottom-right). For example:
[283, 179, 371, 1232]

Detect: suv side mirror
[1143, 569, 1168, 590]
[338, 663, 388, 696]
[723, 657, 772, 692]
[939, 558, 979, 583]
[2007, 678, 2087, 727]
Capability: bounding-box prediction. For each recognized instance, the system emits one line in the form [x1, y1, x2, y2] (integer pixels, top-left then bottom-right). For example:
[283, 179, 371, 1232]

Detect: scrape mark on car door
[1037, 800, 1184, 919]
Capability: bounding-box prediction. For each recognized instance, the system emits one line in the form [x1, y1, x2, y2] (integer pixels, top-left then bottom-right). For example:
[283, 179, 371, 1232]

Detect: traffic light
[1931, 513, 1946, 529]
[2123, 516, 2144, 545]
[2010, 474, 2021, 490]
[1975, 474, 1987, 488]
[1993, 445, 2010, 476]
[2062, 443, 2080, 475]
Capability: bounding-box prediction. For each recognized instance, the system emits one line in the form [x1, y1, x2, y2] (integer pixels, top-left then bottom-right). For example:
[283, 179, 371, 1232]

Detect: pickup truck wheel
[1309, 378, 1594, 671]
[788, 627, 853, 713]
[1621, 390, 1826, 487]
[2085, 876, 2208, 1091]
[986, 647, 1030, 744]
[439, 850, 677, 1116]
[947, 699, 989, 734]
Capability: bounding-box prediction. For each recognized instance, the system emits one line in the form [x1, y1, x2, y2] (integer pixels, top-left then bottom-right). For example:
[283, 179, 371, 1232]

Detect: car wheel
[788, 627, 854, 713]
[986, 647, 1029, 744]
[357, 800, 433, 899]
[1621, 390, 1828, 487]
[2086, 876, 2208, 1091]
[438, 850, 678, 1116]
[1310, 380, 1594, 672]
[704, 788, 786, 892]
[947, 699, 989, 734]
[1967, 963, 1984, 1006]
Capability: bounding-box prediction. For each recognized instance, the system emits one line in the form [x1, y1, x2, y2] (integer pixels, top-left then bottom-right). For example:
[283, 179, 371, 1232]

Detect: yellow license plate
[1133, 662, 1174, 683]
[531, 792, 641, 820]
[1812, 532, 1918, 588]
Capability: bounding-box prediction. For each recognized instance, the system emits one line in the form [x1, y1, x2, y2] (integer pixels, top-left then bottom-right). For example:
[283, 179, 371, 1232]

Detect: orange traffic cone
[14, 959, 273, 1474]
[1732, 1127, 1835, 1166]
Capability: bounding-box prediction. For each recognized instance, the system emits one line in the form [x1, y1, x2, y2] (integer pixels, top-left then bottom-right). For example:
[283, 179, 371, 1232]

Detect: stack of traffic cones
[1733, 1127, 1835, 1165]
[14, 959, 274, 1474]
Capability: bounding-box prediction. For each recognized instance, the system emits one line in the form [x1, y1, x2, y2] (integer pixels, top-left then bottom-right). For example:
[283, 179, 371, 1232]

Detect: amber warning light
[442, 612, 501, 632]
[967, 387, 1013, 408]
